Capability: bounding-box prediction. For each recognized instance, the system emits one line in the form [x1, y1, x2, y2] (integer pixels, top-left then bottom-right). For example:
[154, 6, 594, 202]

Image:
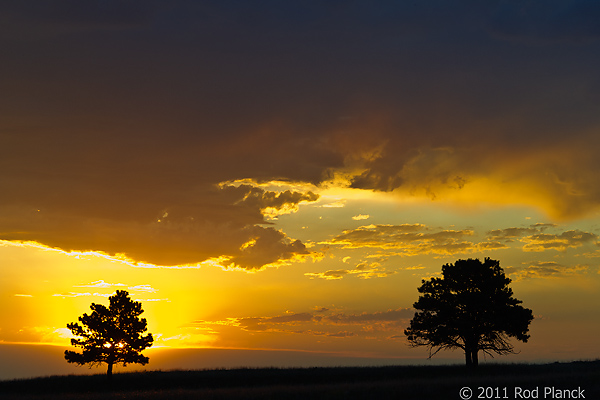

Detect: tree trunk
[471, 349, 479, 367]
[107, 361, 113, 379]
[465, 349, 472, 367]
[464, 342, 480, 368]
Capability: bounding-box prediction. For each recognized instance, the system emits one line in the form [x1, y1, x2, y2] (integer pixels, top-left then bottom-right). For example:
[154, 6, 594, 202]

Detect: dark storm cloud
[2, 1, 600, 266]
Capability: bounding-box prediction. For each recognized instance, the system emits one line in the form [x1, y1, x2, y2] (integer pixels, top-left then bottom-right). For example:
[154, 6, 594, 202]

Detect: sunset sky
[2, 1, 600, 379]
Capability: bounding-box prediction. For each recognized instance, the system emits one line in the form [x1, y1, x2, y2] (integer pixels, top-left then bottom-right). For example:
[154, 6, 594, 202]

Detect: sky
[2, 0, 600, 379]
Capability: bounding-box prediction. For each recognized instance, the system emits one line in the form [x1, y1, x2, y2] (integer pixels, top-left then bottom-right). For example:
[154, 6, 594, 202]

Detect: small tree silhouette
[65, 290, 154, 378]
[404, 258, 533, 367]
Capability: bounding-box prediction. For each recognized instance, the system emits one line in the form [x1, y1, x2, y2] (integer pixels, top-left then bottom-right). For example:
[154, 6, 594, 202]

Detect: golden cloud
[305, 269, 349, 280]
[345, 138, 600, 220]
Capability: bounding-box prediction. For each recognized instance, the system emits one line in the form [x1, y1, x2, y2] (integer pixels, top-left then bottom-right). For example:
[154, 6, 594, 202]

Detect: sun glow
[106, 341, 125, 349]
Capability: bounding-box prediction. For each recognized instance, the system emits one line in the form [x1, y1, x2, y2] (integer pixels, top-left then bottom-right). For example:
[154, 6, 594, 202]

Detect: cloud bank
[2, 1, 600, 266]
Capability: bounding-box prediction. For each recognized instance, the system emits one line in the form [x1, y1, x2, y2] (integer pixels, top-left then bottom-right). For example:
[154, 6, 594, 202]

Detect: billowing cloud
[224, 225, 312, 270]
[348, 141, 600, 220]
[219, 183, 319, 220]
[0, 183, 318, 270]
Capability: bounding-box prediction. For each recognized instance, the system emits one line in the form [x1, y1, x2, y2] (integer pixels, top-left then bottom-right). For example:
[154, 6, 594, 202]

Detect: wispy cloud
[74, 281, 159, 292]
[305, 259, 397, 280]
[128, 284, 158, 293]
[305, 269, 350, 280]
[323, 224, 487, 257]
[507, 261, 590, 281]
[192, 307, 413, 339]
[52, 292, 110, 298]
[54, 281, 161, 298]
[323, 309, 413, 326]
[522, 230, 597, 252]
[487, 227, 540, 241]
[319, 200, 346, 208]
[75, 280, 125, 288]
[486, 225, 598, 253]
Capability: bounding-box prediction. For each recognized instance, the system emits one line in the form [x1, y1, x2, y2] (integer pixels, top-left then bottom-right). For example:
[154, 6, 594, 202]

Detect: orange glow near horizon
[2, 184, 600, 369]
[3, 2, 600, 379]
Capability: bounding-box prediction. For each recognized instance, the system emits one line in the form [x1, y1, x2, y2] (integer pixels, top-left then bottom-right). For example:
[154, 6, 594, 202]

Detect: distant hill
[0, 343, 463, 381]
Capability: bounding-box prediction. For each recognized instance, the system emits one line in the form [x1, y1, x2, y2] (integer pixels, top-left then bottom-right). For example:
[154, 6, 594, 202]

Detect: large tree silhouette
[404, 258, 533, 367]
[65, 290, 154, 378]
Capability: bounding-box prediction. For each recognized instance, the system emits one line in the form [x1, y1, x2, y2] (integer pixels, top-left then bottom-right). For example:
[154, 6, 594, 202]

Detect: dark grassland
[1, 361, 598, 399]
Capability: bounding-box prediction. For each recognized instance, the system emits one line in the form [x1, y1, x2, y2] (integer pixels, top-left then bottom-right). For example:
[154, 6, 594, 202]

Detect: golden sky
[2, 1, 600, 379]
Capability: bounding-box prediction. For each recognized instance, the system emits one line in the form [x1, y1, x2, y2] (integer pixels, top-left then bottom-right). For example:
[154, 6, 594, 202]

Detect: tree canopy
[64, 290, 154, 377]
[404, 258, 533, 367]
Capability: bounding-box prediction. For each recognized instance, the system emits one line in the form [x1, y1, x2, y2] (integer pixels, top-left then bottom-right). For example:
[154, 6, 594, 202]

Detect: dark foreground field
[1, 361, 598, 400]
